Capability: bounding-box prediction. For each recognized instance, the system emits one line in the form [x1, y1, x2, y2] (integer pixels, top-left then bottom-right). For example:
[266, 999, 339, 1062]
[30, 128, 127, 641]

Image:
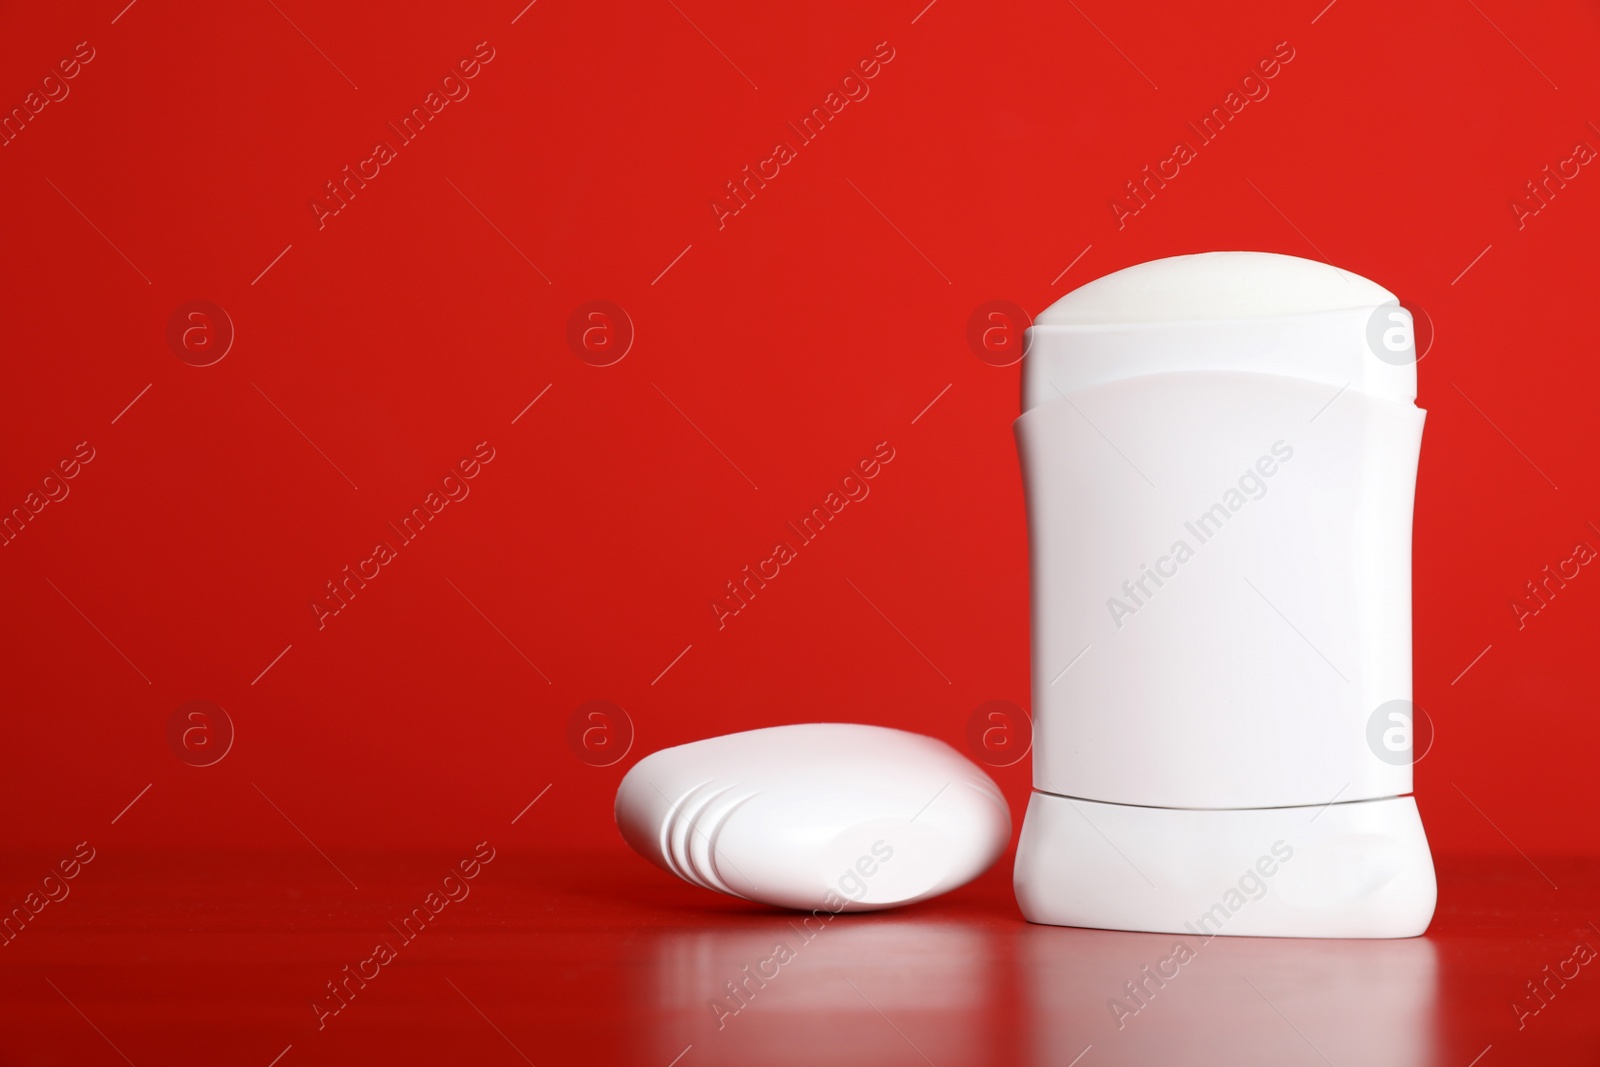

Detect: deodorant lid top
[1036, 251, 1394, 324]
[1023, 251, 1417, 412]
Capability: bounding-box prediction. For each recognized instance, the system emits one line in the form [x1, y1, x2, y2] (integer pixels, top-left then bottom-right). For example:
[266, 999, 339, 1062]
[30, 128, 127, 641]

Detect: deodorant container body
[1013, 251, 1436, 938]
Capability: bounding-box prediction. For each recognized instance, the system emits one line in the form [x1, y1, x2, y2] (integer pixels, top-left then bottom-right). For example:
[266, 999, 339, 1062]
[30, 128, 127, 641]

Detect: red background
[3, 0, 1599, 868]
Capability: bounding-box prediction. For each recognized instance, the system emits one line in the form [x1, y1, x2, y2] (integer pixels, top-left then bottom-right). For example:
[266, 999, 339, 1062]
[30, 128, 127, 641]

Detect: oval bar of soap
[615, 723, 1011, 911]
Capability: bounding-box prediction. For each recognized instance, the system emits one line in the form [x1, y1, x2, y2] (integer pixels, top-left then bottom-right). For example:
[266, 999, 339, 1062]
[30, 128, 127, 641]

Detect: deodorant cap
[1023, 251, 1417, 412]
[614, 723, 1011, 912]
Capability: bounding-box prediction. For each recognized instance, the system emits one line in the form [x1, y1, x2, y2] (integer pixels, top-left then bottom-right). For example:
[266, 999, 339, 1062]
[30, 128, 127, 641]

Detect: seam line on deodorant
[1033, 790, 1415, 813]
[1019, 372, 1417, 423]
[1027, 305, 1398, 332]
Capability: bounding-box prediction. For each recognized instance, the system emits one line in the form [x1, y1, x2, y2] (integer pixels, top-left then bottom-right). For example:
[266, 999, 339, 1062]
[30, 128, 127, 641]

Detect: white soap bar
[615, 723, 1011, 911]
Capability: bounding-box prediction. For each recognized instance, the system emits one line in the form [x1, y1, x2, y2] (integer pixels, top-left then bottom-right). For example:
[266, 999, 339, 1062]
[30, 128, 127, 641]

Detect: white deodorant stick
[1013, 251, 1437, 938]
[615, 724, 1011, 911]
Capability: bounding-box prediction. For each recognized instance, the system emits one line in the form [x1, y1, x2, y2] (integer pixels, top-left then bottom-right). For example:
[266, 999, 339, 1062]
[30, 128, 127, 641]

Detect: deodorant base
[1014, 792, 1436, 938]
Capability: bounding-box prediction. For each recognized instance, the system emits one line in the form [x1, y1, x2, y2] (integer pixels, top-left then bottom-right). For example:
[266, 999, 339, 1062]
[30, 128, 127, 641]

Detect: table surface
[2, 846, 1597, 1066]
